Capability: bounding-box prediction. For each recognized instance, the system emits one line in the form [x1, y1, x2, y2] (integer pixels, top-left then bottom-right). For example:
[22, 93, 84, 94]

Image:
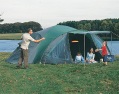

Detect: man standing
[17, 28, 45, 69]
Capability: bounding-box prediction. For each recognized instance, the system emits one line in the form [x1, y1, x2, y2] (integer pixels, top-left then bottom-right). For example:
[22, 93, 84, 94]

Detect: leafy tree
[83, 23, 91, 30]
[58, 19, 119, 35]
[78, 24, 84, 29]
[114, 22, 119, 33]
[0, 21, 43, 33]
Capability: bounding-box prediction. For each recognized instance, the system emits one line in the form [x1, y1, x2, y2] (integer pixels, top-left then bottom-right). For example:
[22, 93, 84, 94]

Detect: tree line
[0, 21, 43, 33]
[58, 19, 119, 35]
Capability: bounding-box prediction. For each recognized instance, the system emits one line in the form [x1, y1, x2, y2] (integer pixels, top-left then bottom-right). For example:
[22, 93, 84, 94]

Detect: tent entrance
[69, 33, 96, 61]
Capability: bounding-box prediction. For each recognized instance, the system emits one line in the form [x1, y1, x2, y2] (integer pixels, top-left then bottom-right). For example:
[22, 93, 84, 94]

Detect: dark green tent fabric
[41, 33, 72, 64]
[33, 25, 77, 63]
[6, 25, 111, 64]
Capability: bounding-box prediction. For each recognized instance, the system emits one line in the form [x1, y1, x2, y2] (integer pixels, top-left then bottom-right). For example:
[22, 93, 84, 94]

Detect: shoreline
[0, 33, 22, 40]
[0, 39, 21, 40]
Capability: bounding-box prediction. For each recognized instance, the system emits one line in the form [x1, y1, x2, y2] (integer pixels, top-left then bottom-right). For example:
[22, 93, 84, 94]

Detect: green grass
[0, 33, 22, 40]
[0, 52, 119, 94]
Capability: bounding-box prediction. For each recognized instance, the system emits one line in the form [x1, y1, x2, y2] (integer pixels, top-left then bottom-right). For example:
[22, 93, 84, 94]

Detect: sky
[0, 0, 119, 28]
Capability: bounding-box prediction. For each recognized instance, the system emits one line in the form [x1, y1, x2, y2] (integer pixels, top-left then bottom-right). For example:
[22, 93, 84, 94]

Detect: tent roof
[69, 30, 110, 34]
[33, 25, 78, 63]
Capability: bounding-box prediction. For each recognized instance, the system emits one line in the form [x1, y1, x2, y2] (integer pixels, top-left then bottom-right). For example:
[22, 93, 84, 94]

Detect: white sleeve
[86, 53, 89, 59]
[93, 54, 95, 60]
[28, 36, 35, 41]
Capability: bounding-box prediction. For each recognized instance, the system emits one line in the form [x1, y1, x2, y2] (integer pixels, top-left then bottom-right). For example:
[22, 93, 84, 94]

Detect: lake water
[0, 40, 21, 52]
[0, 40, 119, 55]
[107, 41, 119, 55]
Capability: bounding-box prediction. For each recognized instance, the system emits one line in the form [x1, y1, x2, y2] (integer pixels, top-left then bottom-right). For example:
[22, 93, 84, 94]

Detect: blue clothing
[86, 52, 97, 63]
[75, 55, 85, 63]
[103, 55, 108, 62]
[86, 52, 95, 60]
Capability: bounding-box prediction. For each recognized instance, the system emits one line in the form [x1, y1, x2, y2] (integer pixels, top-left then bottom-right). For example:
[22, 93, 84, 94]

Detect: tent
[7, 25, 111, 64]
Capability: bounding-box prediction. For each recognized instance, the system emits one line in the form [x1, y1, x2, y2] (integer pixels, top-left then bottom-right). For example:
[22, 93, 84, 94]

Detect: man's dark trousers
[18, 49, 28, 68]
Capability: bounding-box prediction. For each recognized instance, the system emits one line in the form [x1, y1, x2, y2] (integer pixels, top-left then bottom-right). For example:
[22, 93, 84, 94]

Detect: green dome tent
[7, 25, 111, 64]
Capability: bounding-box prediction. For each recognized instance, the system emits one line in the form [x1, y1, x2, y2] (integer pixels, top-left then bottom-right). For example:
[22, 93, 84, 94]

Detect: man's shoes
[16, 66, 31, 69]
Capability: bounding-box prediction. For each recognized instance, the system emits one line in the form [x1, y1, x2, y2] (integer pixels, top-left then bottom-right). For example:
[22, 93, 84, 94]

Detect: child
[75, 52, 85, 63]
[95, 41, 108, 65]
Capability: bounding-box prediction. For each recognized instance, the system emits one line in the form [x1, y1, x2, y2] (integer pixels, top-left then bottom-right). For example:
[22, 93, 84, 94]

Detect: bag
[105, 55, 115, 62]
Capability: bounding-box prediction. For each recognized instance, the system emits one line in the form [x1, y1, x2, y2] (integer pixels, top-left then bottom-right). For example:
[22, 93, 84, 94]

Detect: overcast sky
[0, 0, 119, 28]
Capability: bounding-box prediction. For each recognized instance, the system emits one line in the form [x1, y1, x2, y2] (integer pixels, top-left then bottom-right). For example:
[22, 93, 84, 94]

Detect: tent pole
[64, 37, 66, 64]
[111, 32, 112, 55]
[84, 34, 86, 69]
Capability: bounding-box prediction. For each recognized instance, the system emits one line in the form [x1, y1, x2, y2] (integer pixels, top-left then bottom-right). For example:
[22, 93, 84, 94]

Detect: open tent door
[69, 30, 111, 61]
[68, 33, 96, 61]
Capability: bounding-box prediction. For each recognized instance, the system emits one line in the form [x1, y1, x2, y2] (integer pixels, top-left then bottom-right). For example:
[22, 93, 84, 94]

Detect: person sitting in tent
[75, 52, 85, 63]
[86, 48, 97, 63]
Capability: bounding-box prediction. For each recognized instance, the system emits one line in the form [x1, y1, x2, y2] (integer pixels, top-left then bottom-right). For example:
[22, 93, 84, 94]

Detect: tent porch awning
[69, 30, 110, 35]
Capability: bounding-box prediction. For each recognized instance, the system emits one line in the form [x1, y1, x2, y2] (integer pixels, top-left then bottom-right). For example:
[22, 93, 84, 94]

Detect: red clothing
[101, 45, 108, 56]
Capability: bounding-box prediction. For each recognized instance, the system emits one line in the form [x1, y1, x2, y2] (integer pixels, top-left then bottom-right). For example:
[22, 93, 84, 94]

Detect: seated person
[75, 52, 85, 63]
[86, 48, 97, 63]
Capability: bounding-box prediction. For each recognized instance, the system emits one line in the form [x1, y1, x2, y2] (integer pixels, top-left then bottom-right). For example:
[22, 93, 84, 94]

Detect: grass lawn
[0, 52, 119, 94]
[0, 33, 22, 40]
